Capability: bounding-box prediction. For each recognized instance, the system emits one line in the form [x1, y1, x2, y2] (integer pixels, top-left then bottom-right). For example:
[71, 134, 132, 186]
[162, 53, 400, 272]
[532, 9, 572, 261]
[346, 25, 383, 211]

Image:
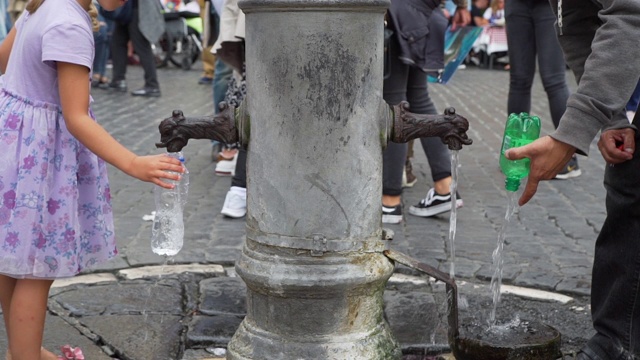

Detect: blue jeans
[212, 58, 233, 114]
[626, 81, 640, 112]
[93, 15, 113, 77]
[505, 0, 569, 129]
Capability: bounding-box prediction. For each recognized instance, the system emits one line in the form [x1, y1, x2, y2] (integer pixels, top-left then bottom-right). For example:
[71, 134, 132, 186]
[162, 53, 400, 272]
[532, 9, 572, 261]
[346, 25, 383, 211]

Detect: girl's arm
[0, 27, 17, 73]
[57, 61, 183, 188]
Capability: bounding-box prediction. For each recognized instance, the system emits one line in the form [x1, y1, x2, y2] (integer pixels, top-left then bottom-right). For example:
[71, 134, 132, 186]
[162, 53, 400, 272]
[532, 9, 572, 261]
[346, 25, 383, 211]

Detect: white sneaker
[215, 152, 237, 176]
[221, 186, 247, 218]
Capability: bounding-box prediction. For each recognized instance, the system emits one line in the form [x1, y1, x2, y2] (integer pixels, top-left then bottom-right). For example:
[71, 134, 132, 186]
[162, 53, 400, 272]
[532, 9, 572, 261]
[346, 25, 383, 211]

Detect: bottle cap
[505, 177, 520, 192]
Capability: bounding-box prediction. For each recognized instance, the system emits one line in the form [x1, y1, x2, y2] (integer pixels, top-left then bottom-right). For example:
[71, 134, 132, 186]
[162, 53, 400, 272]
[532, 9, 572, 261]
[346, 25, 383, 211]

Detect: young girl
[0, 0, 184, 358]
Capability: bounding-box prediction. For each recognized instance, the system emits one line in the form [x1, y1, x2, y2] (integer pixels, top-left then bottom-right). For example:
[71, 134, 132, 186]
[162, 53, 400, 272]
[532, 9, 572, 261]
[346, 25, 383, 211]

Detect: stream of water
[488, 191, 519, 327]
[448, 151, 460, 280]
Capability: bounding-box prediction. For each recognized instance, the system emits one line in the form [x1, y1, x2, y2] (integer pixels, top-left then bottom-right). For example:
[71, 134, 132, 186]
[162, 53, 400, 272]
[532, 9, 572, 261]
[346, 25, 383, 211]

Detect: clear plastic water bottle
[499, 112, 541, 192]
[151, 152, 189, 256]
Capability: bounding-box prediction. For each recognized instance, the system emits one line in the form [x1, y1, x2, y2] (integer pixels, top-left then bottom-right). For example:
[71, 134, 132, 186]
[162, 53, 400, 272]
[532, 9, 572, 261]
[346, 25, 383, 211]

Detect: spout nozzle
[505, 177, 521, 192]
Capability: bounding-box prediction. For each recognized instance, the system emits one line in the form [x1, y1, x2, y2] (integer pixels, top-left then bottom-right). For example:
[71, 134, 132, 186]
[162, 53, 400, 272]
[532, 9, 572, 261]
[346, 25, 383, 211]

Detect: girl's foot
[41, 347, 58, 360]
[3, 347, 56, 360]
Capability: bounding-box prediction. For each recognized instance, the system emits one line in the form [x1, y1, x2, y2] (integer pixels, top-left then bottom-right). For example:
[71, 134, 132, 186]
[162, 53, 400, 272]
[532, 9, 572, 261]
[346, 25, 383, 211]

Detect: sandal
[58, 345, 84, 360]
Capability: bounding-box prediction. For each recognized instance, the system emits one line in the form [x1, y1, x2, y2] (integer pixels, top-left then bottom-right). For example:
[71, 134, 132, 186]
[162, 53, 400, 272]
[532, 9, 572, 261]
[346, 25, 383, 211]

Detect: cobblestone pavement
[0, 63, 603, 359]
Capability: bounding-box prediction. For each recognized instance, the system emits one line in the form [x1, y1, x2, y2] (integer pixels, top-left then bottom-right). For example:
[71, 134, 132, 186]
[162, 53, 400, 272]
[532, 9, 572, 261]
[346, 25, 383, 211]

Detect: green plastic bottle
[499, 112, 541, 192]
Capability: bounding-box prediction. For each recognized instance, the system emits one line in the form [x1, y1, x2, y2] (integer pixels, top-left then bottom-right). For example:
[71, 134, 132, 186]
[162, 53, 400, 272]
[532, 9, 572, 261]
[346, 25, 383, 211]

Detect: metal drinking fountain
[155, 0, 471, 358]
[153, 0, 553, 358]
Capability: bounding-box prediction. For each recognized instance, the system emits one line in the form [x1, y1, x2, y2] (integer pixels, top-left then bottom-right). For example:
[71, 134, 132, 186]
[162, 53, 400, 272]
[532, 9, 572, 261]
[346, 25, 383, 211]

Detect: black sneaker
[382, 204, 403, 224]
[409, 188, 463, 217]
[555, 155, 582, 180]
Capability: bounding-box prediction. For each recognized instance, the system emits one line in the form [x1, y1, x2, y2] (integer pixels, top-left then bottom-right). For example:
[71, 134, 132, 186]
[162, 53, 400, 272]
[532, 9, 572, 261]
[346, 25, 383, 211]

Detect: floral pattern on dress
[0, 89, 117, 279]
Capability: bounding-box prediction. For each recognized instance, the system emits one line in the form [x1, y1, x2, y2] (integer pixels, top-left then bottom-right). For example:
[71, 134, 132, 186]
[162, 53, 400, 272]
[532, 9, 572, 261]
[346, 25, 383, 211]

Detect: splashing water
[488, 191, 519, 327]
[448, 150, 460, 280]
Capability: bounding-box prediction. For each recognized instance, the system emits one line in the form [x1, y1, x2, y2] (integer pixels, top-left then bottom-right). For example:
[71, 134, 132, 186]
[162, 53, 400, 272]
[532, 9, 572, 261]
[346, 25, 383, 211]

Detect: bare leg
[382, 195, 401, 207]
[7, 279, 53, 360]
[0, 275, 17, 360]
[6, 348, 58, 360]
[433, 176, 453, 195]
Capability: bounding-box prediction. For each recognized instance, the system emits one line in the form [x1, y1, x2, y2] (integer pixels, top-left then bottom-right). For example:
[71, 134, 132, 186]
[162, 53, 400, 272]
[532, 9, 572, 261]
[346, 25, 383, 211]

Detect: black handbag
[98, 0, 133, 24]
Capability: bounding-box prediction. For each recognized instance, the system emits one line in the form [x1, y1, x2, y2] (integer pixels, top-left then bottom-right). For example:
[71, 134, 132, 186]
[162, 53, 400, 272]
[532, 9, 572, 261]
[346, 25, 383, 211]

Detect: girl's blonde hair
[26, 0, 100, 31]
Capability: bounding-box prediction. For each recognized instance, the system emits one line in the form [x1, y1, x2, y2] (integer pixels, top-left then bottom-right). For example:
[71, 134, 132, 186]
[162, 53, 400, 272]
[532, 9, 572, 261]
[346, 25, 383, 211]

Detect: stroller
[153, 1, 203, 70]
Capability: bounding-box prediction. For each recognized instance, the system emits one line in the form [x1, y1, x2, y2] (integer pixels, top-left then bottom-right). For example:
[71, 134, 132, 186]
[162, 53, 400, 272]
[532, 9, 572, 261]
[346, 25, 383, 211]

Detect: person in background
[382, 0, 469, 224]
[506, 1, 640, 358]
[504, 0, 578, 179]
[483, 0, 504, 26]
[442, 0, 471, 28]
[92, 1, 113, 89]
[7, 0, 27, 23]
[213, 0, 247, 217]
[471, 0, 489, 26]
[197, 0, 217, 85]
[0, 0, 183, 357]
[208, 0, 232, 161]
[109, 0, 164, 97]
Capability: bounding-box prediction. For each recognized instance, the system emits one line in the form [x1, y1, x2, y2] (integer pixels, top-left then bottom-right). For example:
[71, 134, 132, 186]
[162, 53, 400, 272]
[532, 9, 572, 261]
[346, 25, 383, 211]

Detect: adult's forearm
[551, 0, 640, 154]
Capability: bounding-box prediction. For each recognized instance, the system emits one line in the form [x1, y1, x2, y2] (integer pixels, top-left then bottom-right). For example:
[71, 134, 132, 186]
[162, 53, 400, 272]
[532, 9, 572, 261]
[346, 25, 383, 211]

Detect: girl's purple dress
[0, 0, 117, 279]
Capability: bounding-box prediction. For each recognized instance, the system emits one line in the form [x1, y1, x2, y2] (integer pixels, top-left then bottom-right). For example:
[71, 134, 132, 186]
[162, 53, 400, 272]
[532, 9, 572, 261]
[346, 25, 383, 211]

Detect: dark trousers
[505, 0, 569, 128]
[110, 9, 160, 89]
[382, 36, 451, 196]
[231, 148, 247, 188]
[585, 117, 640, 359]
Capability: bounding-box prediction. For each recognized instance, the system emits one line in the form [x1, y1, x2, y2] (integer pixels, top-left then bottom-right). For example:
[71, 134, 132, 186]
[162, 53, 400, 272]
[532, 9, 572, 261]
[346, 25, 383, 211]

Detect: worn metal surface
[226, 0, 402, 359]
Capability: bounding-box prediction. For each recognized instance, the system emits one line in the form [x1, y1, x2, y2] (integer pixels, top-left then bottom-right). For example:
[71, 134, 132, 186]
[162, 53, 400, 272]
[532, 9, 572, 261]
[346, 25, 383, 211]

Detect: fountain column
[227, 0, 400, 358]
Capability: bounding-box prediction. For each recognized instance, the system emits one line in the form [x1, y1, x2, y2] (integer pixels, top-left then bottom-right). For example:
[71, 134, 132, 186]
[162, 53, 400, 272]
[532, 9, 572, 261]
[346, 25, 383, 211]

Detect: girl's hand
[127, 154, 185, 189]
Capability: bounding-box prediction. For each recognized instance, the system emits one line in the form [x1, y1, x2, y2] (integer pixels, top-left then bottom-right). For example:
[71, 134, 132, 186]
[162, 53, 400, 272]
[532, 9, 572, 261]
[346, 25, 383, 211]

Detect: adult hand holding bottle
[504, 136, 576, 206]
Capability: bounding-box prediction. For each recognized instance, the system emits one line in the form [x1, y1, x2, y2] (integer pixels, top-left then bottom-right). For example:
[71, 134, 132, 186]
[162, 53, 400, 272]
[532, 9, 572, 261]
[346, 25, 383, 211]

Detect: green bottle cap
[505, 177, 520, 192]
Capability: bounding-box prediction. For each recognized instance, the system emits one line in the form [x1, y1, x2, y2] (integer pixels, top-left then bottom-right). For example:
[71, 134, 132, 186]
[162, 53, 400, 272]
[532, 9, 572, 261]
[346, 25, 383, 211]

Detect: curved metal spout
[383, 249, 460, 346]
[156, 101, 247, 153]
[390, 101, 473, 150]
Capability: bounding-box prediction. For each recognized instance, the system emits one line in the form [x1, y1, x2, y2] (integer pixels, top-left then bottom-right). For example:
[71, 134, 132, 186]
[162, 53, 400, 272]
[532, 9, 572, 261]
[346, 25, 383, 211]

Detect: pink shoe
[58, 345, 84, 360]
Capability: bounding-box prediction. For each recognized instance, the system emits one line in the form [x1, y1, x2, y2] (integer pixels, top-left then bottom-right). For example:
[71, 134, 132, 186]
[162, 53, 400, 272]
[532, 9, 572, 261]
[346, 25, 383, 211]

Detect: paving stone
[384, 289, 447, 347]
[80, 314, 183, 360]
[119, 263, 225, 280]
[187, 315, 244, 347]
[199, 277, 247, 316]
[53, 281, 183, 316]
[51, 273, 118, 289]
